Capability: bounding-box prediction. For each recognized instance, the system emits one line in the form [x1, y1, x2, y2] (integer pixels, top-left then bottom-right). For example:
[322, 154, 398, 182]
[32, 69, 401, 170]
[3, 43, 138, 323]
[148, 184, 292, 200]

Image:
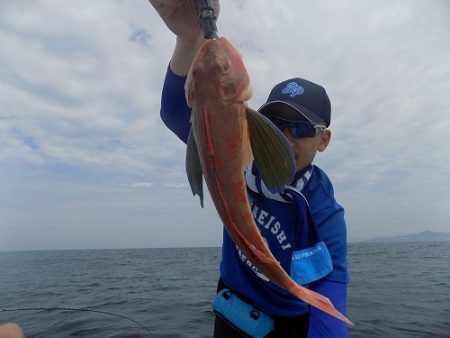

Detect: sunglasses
[267, 115, 327, 138]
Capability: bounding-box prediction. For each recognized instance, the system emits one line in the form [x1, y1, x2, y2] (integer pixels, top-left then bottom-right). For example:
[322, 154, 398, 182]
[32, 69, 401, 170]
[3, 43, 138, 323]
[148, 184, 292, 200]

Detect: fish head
[186, 37, 252, 107]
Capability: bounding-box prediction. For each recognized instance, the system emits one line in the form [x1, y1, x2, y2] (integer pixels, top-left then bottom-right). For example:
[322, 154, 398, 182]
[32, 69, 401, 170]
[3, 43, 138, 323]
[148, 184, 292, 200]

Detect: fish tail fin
[290, 284, 353, 325]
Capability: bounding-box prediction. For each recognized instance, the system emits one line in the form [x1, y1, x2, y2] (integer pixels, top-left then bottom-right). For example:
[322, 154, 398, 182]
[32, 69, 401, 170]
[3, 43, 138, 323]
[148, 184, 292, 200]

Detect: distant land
[363, 230, 450, 243]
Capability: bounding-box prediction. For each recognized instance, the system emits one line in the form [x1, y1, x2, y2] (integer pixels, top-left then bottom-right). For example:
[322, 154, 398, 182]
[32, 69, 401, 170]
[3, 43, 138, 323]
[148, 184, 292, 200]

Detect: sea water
[0, 242, 449, 337]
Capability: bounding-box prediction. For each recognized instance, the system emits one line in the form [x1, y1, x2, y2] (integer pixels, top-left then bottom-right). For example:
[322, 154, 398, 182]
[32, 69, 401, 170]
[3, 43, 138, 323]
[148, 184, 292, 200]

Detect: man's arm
[159, 26, 203, 143]
[149, 0, 219, 142]
[170, 37, 204, 76]
[308, 279, 349, 338]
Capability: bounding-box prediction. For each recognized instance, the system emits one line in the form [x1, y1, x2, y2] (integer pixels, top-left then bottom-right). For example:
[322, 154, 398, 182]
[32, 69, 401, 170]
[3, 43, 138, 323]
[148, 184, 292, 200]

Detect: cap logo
[281, 82, 304, 97]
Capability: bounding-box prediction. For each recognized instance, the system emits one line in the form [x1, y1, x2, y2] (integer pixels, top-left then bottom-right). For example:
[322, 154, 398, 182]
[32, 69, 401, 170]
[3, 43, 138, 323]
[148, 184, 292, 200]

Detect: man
[149, 1, 349, 337]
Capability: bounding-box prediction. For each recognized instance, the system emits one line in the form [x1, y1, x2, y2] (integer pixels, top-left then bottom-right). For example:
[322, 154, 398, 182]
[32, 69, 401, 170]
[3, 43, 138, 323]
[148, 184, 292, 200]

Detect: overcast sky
[1, 0, 449, 251]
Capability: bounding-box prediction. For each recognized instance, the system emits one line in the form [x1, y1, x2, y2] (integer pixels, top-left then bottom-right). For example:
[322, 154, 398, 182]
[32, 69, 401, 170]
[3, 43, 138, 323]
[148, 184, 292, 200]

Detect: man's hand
[0, 323, 25, 338]
[149, 0, 220, 44]
[149, 0, 220, 75]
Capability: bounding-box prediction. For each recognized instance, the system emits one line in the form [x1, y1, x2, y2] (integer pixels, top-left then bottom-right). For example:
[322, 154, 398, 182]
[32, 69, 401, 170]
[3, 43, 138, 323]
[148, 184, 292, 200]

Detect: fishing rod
[195, 0, 219, 39]
[0, 307, 151, 337]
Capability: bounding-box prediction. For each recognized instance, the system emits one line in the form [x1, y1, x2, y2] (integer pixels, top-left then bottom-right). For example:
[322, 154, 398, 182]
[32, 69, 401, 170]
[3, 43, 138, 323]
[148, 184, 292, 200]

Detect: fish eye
[222, 62, 229, 73]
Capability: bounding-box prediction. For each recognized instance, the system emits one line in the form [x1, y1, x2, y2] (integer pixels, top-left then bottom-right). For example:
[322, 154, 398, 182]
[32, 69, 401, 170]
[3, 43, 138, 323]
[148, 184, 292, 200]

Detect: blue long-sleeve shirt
[160, 65, 349, 337]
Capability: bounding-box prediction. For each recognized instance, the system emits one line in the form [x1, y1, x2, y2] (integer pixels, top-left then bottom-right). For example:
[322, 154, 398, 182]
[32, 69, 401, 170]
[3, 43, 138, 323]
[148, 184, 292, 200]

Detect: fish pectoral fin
[246, 107, 295, 192]
[186, 128, 204, 207]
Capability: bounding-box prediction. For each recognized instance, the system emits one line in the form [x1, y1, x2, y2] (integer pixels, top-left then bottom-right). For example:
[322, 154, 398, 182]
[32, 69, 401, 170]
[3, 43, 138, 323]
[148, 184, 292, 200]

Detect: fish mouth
[228, 83, 251, 103]
[219, 80, 252, 103]
[240, 84, 252, 102]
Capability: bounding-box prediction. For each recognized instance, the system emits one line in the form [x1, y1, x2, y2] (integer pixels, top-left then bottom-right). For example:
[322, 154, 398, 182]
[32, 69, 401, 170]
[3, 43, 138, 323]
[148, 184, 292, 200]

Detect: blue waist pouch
[212, 288, 274, 338]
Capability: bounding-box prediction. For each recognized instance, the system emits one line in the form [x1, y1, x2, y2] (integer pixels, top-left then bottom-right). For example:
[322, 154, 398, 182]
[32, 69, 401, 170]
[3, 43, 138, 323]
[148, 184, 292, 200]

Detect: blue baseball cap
[258, 77, 331, 127]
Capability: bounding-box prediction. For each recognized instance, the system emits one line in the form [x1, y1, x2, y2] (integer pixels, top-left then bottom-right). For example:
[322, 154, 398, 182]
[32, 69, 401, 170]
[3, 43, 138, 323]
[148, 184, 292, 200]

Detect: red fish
[185, 36, 352, 325]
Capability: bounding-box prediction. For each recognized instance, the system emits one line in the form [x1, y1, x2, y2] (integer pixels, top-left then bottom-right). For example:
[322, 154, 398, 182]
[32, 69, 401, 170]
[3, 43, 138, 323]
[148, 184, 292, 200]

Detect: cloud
[1, 0, 450, 250]
[163, 182, 189, 189]
[130, 182, 154, 188]
[0, 0, 176, 174]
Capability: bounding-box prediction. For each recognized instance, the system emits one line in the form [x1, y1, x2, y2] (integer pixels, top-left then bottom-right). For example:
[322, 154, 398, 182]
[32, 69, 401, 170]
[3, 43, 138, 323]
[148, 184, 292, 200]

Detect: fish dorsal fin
[186, 128, 204, 207]
[246, 107, 295, 192]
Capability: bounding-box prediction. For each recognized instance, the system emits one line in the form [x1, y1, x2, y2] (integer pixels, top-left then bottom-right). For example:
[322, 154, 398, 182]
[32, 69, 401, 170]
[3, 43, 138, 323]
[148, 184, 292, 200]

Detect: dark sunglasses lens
[266, 116, 318, 138]
[288, 124, 317, 138]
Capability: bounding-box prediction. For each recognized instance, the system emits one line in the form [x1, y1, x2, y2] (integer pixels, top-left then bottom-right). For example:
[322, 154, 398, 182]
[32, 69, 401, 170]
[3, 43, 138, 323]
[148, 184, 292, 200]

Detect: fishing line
[0, 307, 151, 337]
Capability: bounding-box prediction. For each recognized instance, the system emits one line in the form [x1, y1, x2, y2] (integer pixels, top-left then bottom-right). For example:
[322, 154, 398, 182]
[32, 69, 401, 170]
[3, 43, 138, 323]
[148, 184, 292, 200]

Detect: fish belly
[192, 103, 282, 272]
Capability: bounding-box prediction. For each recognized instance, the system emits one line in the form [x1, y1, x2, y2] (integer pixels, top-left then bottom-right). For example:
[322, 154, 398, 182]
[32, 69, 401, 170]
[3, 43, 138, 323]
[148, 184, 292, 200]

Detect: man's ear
[318, 130, 331, 152]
